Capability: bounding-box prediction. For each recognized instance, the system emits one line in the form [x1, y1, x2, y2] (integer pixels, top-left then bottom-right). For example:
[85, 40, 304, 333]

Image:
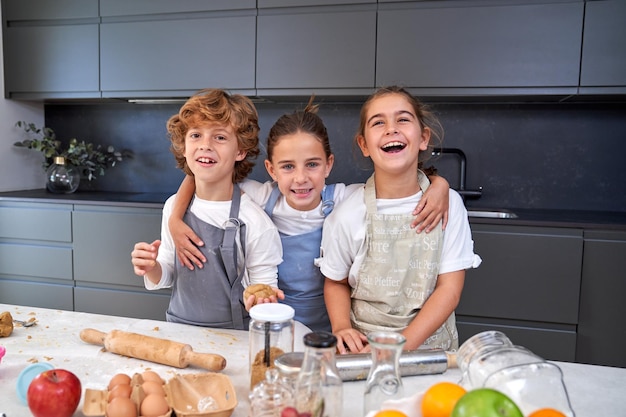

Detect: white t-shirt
[239, 179, 363, 236]
[145, 192, 283, 290]
[318, 188, 482, 287]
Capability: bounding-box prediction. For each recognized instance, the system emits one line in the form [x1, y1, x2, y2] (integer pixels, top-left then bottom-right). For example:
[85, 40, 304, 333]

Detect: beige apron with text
[351, 172, 458, 350]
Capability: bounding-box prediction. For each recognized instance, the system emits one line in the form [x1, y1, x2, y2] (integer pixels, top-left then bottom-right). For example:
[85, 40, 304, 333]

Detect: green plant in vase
[13, 121, 133, 185]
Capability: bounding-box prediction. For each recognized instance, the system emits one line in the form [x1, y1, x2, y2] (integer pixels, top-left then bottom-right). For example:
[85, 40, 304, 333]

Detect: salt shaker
[249, 303, 295, 389]
[295, 332, 343, 417]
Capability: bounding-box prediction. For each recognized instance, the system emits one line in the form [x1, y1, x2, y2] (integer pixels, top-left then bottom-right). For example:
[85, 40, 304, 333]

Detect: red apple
[27, 368, 82, 417]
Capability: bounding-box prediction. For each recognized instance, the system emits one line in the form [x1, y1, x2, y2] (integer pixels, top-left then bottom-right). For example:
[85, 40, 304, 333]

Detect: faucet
[431, 147, 482, 200]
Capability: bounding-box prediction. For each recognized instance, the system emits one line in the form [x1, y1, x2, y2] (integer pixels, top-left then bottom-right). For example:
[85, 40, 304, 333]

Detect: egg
[140, 393, 170, 417]
[108, 383, 133, 401]
[108, 373, 132, 390]
[141, 370, 164, 384]
[141, 380, 165, 396]
[106, 396, 137, 417]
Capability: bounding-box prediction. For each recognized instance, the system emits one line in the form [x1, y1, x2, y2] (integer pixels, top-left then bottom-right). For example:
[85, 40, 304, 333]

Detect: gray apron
[351, 172, 458, 350]
[168, 183, 249, 330]
[264, 183, 335, 332]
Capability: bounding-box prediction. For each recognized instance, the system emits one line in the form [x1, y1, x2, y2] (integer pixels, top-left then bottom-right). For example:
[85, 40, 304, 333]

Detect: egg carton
[83, 372, 237, 417]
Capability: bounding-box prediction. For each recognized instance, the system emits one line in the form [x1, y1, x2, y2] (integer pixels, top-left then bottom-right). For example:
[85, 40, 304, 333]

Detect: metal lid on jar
[249, 303, 295, 322]
[274, 352, 304, 375]
[53, 156, 66, 165]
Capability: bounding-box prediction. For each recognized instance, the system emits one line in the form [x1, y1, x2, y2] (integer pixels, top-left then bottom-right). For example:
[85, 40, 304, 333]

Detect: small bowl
[165, 373, 237, 417]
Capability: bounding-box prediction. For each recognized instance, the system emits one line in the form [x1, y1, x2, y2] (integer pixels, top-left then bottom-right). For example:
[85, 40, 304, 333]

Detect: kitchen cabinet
[576, 230, 626, 368]
[456, 224, 583, 361]
[376, 1, 583, 98]
[99, 0, 256, 98]
[579, 0, 626, 94]
[2, 0, 100, 99]
[0, 198, 168, 319]
[72, 204, 170, 319]
[0, 202, 74, 310]
[256, 1, 376, 96]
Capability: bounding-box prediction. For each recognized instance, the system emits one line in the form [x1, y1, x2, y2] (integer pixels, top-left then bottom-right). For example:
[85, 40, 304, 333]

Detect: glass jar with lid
[249, 303, 295, 389]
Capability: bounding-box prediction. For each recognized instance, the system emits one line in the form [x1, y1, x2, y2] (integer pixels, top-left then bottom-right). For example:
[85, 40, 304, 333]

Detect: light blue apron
[264, 183, 336, 332]
[169, 183, 249, 330]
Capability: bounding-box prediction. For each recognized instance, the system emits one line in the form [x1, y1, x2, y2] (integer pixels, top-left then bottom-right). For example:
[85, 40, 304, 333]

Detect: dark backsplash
[44, 100, 626, 213]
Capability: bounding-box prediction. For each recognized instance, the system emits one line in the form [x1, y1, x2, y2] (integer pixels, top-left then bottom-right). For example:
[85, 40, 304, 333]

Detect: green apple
[451, 388, 523, 417]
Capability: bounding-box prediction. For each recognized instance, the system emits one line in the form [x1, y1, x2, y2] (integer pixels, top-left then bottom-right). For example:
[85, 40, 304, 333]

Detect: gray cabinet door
[2, 0, 100, 99]
[377, 1, 583, 96]
[72, 205, 162, 288]
[0, 280, 73, 311]
[456, 319, 577, 362]
[100, 10, 256, 98]
[458, 224, 583, 324]
[256, 4, 376, 96]
[74, 287, 171, 321]
[579, 0, 626, 93]
[576, 230, 626, 367]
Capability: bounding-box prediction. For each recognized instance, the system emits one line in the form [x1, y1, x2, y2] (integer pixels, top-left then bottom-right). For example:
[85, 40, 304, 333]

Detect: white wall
[0, 5, 45, 191]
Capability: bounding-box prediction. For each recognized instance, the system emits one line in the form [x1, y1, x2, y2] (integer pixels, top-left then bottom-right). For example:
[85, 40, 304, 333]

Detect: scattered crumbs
[44, 356, 53, 361]
[152, 326, 160, 331]
[27, 335, 32, 339]
[28, 312, 36, 317]
[46, 325, 50, 329]
[27, 357, 39, 363]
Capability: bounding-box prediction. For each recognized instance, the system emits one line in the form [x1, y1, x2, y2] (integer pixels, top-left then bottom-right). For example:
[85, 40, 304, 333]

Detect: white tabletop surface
[1, 303, 624, 417]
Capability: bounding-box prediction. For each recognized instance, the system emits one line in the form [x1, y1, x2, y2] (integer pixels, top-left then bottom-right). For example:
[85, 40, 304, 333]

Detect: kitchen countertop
[1, 304, 625, 417]
[1, 189, 626, 230]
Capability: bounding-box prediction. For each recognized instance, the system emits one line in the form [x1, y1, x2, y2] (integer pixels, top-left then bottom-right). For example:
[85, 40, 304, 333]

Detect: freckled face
[358, 94, 430, 176]
[184, 122, 246, 194]
[264, 132, 334, 211]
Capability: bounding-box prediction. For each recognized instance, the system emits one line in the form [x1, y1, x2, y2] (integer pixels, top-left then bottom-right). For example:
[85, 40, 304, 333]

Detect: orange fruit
[421, 381, 467, 417]
[373, 410, 409, 417]
[528, 408, 568, 417]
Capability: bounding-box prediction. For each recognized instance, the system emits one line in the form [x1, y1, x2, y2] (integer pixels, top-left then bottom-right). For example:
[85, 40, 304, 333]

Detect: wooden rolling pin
[79, 328, 226, 372]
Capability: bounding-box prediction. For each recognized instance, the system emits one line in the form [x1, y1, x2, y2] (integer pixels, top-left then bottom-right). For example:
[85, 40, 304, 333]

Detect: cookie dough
[0, 311, 14, 337]
[244, 283, 275, 300]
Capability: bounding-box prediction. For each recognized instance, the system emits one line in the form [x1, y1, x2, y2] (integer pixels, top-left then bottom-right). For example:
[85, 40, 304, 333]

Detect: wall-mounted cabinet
[377, 1, 584, 97]
[256, 1, 376, 97]
[2, 0, 100, 99]
[3, 0, 625, 100]
[99, 0, 257, 98]
[579, 0, 626, 94]
[457, 224, 583, 361]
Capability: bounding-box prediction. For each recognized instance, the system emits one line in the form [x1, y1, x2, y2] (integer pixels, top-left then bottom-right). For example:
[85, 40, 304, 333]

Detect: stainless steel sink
[467, 209, 518, 219]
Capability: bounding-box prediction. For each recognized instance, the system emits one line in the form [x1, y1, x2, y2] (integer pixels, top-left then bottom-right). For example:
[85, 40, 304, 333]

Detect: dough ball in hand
[244, 283, 275, 301]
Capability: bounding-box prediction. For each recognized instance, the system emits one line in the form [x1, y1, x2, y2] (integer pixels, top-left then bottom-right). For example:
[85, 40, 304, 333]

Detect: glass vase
[363, 331, 406, 414]
[46, 156, 80, 194]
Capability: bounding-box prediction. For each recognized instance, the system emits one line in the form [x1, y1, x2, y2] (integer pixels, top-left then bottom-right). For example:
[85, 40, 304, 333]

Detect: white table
[1, 303, 624, 417]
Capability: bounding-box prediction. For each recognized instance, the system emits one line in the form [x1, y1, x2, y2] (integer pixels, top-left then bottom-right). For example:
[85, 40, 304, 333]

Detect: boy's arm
[412, 174, 450, 233]
[169, 175, 206, 270]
